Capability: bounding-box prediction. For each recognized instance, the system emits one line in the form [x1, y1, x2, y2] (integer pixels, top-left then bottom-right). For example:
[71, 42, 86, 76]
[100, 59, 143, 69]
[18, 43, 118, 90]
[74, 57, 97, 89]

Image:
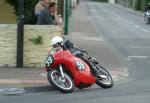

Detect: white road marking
[130, 46, 150, 49]
[131, 24, 149, 33]
[127, 56, 148, 58]
[133, 25, 141, 29]
[141, 29, 149, 33]
[124, 56, 148, 61]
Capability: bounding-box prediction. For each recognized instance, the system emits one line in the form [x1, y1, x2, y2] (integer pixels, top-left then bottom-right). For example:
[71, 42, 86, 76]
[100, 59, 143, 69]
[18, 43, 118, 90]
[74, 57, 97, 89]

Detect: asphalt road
[1, 1, 150, 103]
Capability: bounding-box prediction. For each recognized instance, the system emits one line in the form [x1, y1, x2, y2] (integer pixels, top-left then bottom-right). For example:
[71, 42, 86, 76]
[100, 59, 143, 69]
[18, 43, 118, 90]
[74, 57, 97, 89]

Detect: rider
[145, 3, 150, 12]
[50, 36, 63, 53]
[51, 36, 75, 51]
[50, 36, 102, 75]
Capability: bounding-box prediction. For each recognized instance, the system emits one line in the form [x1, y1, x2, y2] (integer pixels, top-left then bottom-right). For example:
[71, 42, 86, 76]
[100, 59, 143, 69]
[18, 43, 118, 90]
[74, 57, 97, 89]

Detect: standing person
[34, 0, 49, 16]
[34, 0, 49, 24]
[36, 2, 63, 25]
[36, 2, 57, 25]
[48, 2, 57, 21]
[48, 2, 63, 26]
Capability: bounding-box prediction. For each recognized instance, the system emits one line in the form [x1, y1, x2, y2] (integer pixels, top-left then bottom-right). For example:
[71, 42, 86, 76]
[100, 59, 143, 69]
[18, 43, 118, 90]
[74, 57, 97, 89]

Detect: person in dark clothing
[36, 2, 57, 25]
[48, 2, 57, 21]
[145, 3, 150, 12]
[36, 8, 55, 25]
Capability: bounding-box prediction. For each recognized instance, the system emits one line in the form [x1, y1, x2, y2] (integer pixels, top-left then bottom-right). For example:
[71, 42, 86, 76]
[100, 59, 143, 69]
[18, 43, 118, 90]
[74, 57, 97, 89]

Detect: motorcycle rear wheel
[146, 17, 150, 24]
[47, 69, 75, 93]
[95, 65, 113, 88]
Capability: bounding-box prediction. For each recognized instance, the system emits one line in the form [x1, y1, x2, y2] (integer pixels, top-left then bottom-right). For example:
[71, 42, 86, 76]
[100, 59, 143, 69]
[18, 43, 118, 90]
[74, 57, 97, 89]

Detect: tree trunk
[133, 0, 141, 10]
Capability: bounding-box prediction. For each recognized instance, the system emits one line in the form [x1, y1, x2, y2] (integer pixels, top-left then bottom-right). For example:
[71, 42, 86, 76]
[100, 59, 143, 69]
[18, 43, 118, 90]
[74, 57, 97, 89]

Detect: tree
[132, 0, 150, 11]
[5, 0, 39, 24]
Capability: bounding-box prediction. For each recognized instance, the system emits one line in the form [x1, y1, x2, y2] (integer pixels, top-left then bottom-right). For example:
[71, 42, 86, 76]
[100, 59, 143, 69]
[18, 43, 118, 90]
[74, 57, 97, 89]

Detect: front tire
[95, 65, 113, 88]
[47, 69, 75, 93]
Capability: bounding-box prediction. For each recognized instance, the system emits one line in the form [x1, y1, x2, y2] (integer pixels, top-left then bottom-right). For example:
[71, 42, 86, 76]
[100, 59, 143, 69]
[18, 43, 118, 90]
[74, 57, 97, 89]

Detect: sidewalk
[0, 0, 131, 95]
[0, 67, 53, 94]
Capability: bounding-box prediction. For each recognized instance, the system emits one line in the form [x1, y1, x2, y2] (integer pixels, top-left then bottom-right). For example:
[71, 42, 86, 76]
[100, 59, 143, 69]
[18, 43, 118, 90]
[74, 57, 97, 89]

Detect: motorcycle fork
[59, 64, 65, 81]
[89, 62, 99, 75]
[89, 62, 107, 79]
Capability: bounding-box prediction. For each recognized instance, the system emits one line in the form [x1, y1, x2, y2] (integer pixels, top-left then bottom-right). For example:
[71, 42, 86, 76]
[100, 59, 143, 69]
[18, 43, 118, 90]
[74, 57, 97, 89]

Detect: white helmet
[51, 36, 63, 46]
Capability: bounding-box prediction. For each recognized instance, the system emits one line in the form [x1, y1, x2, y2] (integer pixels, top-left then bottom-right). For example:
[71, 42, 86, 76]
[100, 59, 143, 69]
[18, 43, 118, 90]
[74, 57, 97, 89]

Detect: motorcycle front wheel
[47, 69, 75, 93]
[95, 65, 113, 88]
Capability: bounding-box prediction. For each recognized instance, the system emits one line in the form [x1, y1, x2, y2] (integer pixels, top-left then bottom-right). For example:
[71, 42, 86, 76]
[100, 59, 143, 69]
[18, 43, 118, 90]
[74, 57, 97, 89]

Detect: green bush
[132, 0, 150, 11]
[29, 35, 43, 45]
[135, 0, 141, 10]
[5, 0, 39, 24]
[140, 0, 150, 11]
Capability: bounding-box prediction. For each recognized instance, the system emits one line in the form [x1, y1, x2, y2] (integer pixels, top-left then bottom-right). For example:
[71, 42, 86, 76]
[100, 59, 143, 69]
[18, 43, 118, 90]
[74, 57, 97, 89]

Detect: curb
[111, 3, 144, 16]
[0, 86, 54, 95]
[0, 73, 54, 95]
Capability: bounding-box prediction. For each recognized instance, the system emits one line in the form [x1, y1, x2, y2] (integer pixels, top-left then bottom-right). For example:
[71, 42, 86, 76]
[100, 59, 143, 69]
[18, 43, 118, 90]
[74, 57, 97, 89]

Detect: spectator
[34, 0, 49, 16]
[48, 2, 57, 21]
[36, 7, 55, 25]
[48, 2, 63, 26]
[36, 2, 63, 25]
[36, 2, 57, 25]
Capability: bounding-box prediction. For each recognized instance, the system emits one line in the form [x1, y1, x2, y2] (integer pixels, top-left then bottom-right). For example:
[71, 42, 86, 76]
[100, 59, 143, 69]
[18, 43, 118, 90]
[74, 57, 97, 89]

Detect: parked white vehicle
[145, 10, 150, 24]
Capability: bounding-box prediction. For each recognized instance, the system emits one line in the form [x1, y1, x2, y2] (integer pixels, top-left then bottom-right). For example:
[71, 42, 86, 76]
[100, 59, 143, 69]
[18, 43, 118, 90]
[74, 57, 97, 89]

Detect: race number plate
[45, 55, 54, 68]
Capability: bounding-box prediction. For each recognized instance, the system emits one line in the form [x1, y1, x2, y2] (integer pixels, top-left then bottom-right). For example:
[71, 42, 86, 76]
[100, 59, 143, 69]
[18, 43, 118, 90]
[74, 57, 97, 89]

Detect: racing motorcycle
[44, 40, 113, 93]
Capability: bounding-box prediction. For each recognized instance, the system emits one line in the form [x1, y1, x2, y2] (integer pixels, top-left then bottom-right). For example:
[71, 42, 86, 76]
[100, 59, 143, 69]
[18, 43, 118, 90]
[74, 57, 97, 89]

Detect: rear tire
[148, 17, 150, 24]
[146, 17, 150, 24]
[95, 65, 113, 88]
[47, 69, 75, 93]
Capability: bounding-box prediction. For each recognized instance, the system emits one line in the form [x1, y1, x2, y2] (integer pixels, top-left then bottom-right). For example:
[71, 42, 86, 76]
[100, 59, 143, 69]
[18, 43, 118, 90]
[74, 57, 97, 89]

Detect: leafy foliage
[29, 36, 43, 45]
[5, 0, 39, 23]
[132, 0, 150, 10]
[5, 0, 18, 15]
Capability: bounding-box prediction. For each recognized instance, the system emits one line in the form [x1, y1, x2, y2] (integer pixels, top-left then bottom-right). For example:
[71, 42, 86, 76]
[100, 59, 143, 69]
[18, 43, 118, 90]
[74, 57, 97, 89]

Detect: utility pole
[64, 0, 69, 35]
[16, 0, 24, 68]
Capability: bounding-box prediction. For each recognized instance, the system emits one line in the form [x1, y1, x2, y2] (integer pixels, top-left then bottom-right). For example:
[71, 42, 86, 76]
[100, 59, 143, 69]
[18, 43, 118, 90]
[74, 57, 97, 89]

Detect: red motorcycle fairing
[49, 50, 96, 86]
